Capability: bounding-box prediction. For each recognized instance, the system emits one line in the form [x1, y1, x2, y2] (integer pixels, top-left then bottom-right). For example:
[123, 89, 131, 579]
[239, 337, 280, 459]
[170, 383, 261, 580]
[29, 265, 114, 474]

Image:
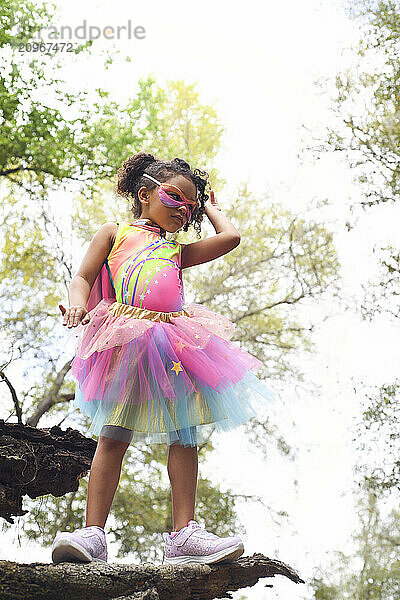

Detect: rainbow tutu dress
[69, 219, 275, 447]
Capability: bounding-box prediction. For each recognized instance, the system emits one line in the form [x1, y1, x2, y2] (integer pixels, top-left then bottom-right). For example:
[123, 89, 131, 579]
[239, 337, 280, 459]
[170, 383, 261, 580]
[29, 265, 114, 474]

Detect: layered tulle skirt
[69, 299, 275, 447]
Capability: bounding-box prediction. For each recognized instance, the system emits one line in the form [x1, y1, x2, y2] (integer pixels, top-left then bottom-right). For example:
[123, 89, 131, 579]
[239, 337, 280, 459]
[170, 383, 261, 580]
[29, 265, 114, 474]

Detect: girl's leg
[86, 435, 130, 529]
[167, 442, 198, 532]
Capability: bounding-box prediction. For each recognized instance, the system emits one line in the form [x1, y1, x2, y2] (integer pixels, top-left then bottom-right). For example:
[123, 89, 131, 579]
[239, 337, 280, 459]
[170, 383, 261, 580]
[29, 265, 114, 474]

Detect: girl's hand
[59, 304, 91, 328]
[205, 190, 222, 212]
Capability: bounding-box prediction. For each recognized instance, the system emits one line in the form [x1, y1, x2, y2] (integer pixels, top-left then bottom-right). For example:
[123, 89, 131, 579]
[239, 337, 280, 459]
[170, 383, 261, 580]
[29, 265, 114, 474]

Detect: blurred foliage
[302, 2, 400, 597]
[308, 484, 400, 599]
[303, 0, 400, 208]
[355, 380, 400, 493]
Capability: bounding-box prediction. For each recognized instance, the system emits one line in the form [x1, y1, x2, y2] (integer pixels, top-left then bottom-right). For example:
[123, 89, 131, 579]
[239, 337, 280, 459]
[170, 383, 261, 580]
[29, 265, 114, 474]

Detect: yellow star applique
[175, 339, 186, 352]
[171, 360, 184, 375]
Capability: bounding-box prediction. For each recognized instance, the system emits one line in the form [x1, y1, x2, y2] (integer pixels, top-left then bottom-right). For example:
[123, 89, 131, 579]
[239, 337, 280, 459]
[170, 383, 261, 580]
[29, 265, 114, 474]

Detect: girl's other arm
[60, 222, 117, 328]
[181, 191, 240, 269]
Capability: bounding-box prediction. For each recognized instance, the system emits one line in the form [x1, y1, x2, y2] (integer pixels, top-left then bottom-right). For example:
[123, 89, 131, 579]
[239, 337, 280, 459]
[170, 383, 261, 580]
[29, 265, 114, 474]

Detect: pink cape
[86, 260, 116, 311]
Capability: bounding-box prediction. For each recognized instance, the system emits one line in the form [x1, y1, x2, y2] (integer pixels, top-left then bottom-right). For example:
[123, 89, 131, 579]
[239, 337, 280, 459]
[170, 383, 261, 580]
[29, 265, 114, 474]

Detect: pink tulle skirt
[69, 299, 275, 447]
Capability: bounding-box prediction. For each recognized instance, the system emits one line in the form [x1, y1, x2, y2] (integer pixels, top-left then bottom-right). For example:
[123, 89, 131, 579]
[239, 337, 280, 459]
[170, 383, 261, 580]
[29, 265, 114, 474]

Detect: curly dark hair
[115, 151, 210, 238]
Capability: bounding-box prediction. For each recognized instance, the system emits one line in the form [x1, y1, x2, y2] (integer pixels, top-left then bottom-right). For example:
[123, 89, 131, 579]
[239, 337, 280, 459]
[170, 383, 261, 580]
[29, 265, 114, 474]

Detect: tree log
[0, 553, 304, 599]
[0, 420, 96, 523]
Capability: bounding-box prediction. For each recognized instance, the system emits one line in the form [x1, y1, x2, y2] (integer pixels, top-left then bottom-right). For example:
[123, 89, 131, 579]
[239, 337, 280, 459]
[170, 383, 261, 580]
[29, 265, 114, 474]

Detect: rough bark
[0, 420, 96, 523]
[0, 553, 304, 600]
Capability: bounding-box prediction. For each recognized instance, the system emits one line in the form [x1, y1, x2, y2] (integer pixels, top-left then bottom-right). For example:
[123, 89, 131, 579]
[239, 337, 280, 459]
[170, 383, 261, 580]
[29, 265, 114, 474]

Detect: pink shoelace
[171, 521, 219, 540]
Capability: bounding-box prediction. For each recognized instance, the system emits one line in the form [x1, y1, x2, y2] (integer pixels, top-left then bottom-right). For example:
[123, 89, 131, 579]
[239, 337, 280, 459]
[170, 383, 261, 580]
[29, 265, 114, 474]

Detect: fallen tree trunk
[0, 553, 305, 599]
[0, 420, 96, 523]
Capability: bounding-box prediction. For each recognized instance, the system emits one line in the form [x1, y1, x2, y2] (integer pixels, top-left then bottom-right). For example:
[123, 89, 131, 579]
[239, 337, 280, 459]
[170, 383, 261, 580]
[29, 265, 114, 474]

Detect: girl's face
[138, 175, 198, 232]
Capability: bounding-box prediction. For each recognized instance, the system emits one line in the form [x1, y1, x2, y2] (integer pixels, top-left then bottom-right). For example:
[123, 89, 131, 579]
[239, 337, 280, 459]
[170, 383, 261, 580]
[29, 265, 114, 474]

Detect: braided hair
[115, 151, 209, 238]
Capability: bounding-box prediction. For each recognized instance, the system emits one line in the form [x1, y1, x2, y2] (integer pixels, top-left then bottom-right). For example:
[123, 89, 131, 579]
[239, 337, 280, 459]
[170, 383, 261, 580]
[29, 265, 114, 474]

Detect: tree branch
[26, 359, 74, 427]
[0, 370, 22, 424]
[0, 553, 305, 600]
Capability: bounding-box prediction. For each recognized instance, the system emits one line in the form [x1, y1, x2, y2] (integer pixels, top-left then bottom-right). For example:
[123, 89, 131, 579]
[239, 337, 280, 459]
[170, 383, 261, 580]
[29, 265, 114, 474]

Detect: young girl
[51, 152, 275, 566]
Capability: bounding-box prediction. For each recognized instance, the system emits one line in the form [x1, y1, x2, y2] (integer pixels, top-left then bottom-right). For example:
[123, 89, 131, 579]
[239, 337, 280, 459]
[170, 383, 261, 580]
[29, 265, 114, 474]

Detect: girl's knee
[98, 435, 130, 453]
[167, 426, 197, 447]
[98, 425, 133, 452]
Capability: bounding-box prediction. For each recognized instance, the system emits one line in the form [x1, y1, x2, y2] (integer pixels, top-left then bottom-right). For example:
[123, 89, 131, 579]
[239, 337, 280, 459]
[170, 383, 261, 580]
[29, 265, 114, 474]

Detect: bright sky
[2, 1, 400, 598]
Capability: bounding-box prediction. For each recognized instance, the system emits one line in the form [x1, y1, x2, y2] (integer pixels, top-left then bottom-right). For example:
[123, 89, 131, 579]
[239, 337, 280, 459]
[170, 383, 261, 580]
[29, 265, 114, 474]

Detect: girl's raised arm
[181, 191, 240, 269]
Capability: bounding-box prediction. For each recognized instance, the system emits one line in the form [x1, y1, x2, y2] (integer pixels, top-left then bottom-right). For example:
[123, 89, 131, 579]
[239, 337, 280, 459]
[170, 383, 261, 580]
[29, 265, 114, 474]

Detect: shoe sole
[163, 541, 244, 565]
[52, 538, 107, 564]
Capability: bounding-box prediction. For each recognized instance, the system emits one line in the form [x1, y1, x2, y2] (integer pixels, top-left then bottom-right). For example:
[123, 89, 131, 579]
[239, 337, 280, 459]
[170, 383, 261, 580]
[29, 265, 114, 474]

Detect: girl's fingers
[61, 304, 70, 326]
[208, 192, 221, 211]
[72, 308, 85, 327]
[209, 190, 221, 210]
[62, 306, 87, 328]
[66, 307, 76, 328]
[81, 312, 91, 324]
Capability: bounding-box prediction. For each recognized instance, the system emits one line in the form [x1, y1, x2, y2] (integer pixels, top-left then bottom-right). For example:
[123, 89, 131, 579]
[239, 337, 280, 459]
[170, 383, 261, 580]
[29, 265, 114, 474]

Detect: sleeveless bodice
[106, 220, 185, 312]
